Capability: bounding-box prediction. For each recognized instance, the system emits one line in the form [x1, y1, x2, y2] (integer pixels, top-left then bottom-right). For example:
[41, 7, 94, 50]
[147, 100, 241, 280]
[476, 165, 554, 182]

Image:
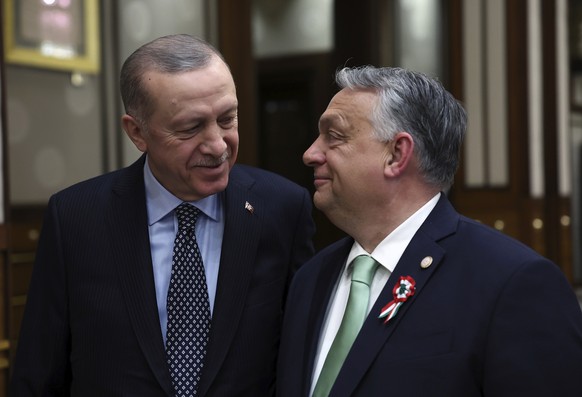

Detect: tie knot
[175, 203, 200, 231]
[351, 255, 378, 286]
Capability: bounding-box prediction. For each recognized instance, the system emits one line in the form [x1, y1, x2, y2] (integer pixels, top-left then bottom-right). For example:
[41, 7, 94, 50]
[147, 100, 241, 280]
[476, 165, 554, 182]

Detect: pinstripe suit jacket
[11, 155, 315, 396]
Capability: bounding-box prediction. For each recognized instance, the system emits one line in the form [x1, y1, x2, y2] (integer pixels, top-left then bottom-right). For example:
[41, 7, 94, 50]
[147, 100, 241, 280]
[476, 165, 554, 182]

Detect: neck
[344, 189, 440, 252]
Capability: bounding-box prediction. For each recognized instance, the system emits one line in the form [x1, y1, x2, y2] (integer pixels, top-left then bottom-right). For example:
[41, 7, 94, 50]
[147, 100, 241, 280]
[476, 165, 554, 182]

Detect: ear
[121, 114, 148, 153]
[384, 132, 414, 178]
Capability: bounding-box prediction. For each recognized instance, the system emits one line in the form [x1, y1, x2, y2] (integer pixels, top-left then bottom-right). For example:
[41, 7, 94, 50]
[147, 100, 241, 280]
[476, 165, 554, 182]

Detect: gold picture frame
[3, 0, 100, 73]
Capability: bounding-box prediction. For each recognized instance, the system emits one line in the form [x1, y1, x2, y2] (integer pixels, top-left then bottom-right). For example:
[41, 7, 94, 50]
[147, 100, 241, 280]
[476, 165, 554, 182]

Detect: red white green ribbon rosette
[378, 276, 416, 324]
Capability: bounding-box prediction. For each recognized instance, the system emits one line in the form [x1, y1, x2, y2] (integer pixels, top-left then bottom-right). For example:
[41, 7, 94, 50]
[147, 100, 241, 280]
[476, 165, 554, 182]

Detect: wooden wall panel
[217, 0, 257, 166]
[6, 206, 45, 389]
[448, 0, 574, 282]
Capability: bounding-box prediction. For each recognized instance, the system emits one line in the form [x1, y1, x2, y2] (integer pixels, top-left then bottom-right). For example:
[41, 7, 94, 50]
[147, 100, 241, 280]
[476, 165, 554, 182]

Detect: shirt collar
[347, 192, 441, 273]
[143, 156, 222, 225]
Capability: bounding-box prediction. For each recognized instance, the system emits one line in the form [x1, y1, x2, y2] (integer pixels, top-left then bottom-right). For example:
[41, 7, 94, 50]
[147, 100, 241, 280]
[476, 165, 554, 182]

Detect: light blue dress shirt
[143, 159, 224, 343]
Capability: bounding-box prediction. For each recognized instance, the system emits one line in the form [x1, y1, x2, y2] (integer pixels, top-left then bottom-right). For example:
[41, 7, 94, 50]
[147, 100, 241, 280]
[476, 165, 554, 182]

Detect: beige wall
[252, 0, 333, 58]
[6, 66, 103, 205]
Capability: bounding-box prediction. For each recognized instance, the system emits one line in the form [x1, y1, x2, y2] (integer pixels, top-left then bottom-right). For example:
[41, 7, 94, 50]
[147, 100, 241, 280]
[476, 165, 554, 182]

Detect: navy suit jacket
[277, 195, 582, 396]
[11, 155, 315, 396]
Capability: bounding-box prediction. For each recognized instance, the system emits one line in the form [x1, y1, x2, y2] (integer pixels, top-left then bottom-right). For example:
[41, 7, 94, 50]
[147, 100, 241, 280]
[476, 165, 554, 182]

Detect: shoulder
[435, 214, 567, 296]
[428, 195, 547, 265]
[455, 215, 544, 262]
[50, 157, 143, 204]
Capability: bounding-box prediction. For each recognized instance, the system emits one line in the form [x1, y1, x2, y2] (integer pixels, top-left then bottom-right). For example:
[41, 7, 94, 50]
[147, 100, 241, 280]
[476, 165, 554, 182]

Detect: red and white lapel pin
[378, 275, 416, 324]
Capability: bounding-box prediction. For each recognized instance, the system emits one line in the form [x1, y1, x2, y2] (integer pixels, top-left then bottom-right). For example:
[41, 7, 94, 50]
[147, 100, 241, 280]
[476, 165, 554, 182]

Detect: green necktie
[313, 255, 379, 397]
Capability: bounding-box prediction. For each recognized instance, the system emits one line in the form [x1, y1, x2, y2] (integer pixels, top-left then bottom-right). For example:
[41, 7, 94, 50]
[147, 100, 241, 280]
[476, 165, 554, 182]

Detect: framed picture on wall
[3, 0, 100, 73]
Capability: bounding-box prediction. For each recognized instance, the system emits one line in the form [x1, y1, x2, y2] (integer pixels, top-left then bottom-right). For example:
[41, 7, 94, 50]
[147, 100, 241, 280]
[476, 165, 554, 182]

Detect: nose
[201, 124, 228, 155]
[303, 136, 325, 167]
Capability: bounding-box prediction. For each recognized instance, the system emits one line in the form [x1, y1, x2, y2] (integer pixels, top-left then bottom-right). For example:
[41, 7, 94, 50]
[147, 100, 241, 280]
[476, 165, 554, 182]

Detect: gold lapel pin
[420, 256, 433, 269]
[245, 201, 254, 214]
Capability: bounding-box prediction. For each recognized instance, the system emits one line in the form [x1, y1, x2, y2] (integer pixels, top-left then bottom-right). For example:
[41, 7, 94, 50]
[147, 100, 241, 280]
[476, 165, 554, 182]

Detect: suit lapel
[107, 156, 174, 396]
[330, 196, 459, 396]
[197, 168, 263, 395]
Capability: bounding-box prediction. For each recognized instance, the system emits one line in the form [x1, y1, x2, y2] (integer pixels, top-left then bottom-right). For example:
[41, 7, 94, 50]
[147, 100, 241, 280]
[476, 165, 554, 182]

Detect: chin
[202, 178, 229, 196]
[313, 194, 328, 212]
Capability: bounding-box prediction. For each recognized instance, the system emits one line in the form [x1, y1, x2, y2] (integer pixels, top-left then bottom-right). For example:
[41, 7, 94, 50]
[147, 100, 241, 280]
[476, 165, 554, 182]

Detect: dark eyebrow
[319, 113, 349, 134]
[319, 113, 339, 129]
[222, 103, 238, 114]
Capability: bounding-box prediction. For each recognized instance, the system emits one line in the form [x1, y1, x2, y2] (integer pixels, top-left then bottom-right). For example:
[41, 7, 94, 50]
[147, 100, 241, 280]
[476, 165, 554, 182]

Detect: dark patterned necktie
[166, 203, 211, 396]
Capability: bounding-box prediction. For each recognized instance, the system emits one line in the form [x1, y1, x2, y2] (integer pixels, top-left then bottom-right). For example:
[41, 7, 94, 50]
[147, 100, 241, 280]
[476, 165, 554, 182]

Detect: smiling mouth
[201, 162, 224, 168]
[313, 175, 330, 188]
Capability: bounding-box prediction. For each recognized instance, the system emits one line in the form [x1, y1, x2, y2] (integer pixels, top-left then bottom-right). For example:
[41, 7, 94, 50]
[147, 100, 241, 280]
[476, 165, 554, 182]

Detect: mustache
[194, 151, 230, 167]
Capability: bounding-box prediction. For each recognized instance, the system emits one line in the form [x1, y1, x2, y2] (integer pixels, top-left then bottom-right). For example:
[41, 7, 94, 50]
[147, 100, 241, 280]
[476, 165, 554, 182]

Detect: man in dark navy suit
[11, 34, 315, 396]
[277, 65, 582, 396]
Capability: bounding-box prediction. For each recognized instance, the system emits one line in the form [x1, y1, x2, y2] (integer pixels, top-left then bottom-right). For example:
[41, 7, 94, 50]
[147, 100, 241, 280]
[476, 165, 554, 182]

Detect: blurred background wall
[0, 0, 580, 393]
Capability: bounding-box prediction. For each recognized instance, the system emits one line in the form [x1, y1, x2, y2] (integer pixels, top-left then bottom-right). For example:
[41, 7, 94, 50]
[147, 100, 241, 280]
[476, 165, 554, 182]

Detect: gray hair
[335, 66, 467, 190]
[120, 34, 226, 122]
